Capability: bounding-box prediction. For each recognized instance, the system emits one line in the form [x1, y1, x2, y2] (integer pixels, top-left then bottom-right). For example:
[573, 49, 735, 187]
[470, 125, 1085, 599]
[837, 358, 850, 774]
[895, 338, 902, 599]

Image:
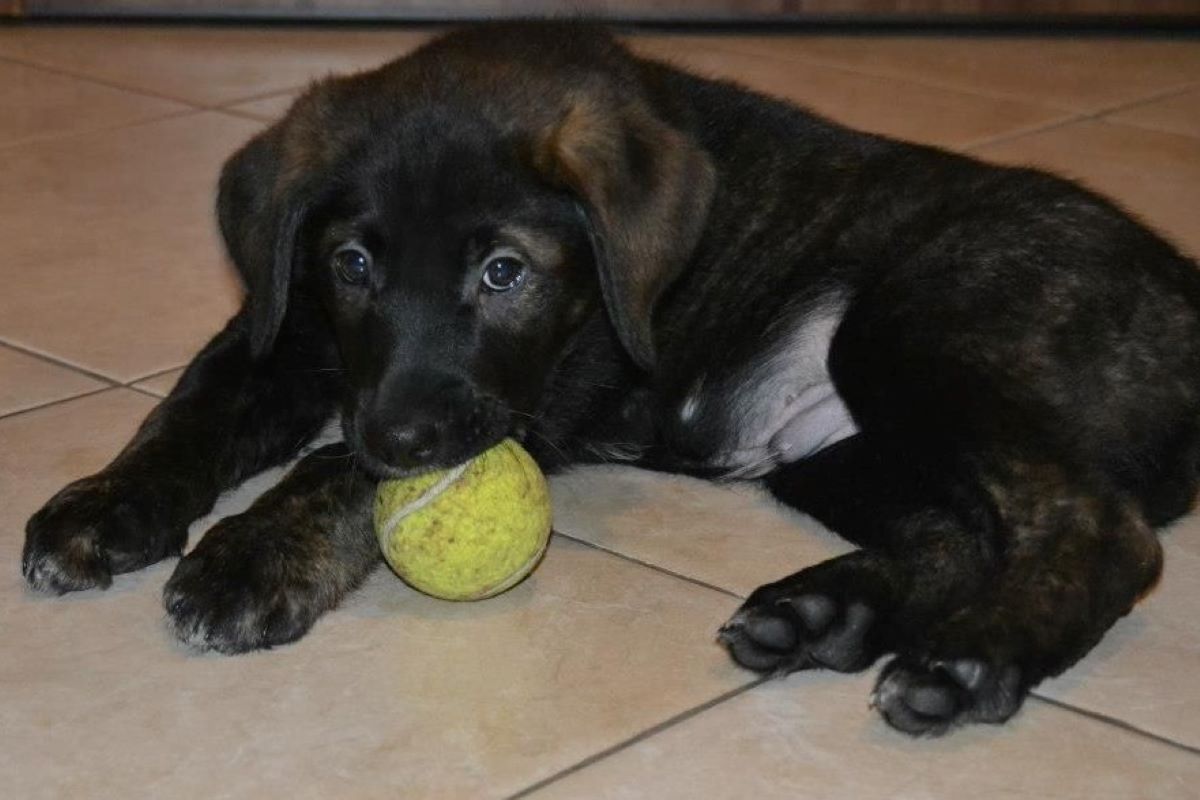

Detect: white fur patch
[703, 297, 858, 478]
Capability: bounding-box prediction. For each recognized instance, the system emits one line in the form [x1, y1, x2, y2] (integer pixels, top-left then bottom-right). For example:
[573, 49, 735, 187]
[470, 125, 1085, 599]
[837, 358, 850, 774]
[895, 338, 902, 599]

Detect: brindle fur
[22, 23, 1200, 735]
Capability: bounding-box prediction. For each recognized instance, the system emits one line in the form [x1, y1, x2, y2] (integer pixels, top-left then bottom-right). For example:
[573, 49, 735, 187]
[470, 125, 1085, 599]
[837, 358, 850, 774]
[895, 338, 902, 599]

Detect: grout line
[0, 106, 204, 153]
[665, 34, 1200, 130]
[965, 83, 1200, 152]
[0, 385, 118, 423]
[638, 35, 1200, 153]
[125, 384, 168, 400]
[124, 363, 186, 386]
[961, 113, 1091, 152]
[0, 338, 184, 419]
[0, 337, 119, 386]
[1088, 84, 1200, 140]
[553, 530, 746, 601]
[507, 680, 1200, 799]
[1029, 694, 1200, 758]
[213, 106, 276, 124]
[506, 677, 768, 800]
[209, 85, 304, 110]
[0, 340, 181, 406]
[1091, 82, 1200, 118]
[0, 50, 306, 120]
[204, 87, 306, 121]
[956, 111, 1086, 151]
[555, 530, 1200, 761]
[0, 52, 205, 108]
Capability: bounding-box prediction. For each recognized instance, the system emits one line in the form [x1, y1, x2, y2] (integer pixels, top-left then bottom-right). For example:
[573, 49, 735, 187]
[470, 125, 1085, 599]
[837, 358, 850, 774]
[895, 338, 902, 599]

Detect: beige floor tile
[131, 367, 185, 397]
[0, 345, 107, 417]
[675, 34, 1200, 113]
[552, 466, 1200, 748]
[630, 38, 1067, 150]
[973, 119, 1200, 258]
[552, 466, 852, 599]
[0, 26, 433, 107]
[530, 675, 1200, 800]
[1, 392, 747, 800]
[0, 112, 252, 381]
[0, 59, 188, 148]
[1106, 88, 1200, 139]
[223, 92, 298, 122]
[0, 390, 156, 556]
[1037, 519, 1200, 748]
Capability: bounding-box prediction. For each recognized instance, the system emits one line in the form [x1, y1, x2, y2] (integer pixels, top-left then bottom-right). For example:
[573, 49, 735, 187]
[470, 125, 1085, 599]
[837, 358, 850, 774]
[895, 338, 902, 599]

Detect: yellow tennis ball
[374, 438, 551, 601]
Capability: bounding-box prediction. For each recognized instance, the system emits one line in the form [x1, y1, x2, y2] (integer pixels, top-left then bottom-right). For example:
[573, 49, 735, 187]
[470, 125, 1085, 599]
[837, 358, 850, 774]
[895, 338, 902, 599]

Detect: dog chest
[671, 299, 858, 478]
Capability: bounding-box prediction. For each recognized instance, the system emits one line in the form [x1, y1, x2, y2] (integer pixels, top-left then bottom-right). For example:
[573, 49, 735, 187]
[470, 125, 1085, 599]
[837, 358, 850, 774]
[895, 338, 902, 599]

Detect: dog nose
[378, 421, 439, 468]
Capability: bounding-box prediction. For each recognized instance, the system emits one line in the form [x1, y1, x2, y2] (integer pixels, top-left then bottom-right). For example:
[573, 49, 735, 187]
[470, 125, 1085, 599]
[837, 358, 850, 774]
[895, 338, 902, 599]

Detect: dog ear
[216, 125, 312, 359]
[533, 99, 715, 370]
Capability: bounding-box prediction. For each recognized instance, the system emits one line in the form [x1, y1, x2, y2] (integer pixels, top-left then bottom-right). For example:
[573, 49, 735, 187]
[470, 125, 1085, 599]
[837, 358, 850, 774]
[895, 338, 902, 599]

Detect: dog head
[217, 23, 714, 475]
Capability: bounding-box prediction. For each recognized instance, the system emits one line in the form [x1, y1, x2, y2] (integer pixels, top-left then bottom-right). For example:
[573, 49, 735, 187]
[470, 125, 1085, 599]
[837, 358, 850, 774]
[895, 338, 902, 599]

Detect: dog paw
[719, 590, 879, 675]
[162, 516, 325, 655]
[871, 655, 1024, 736]
[22, 476, 184, 594]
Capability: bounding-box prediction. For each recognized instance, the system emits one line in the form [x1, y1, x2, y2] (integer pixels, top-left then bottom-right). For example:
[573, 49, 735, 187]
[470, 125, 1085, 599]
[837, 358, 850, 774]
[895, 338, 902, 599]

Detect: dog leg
[719, 513, 990, 677]
[721, 437, 996, 676]
[22, 310, 339, 593]
[724, 445, 1163, 735]
[873, 462, 1162, 735]
[163, 443, 377, 654]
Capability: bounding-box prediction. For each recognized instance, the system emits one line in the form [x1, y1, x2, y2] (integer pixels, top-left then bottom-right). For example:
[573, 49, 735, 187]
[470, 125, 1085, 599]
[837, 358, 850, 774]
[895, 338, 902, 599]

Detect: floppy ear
[216, 126, 311, 359]
[533, 99, 715, 370]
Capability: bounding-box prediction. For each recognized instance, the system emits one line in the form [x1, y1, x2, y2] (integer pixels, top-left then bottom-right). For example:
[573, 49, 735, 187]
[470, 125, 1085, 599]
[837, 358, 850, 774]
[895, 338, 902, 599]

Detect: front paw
[163, 515, 327, 655]
[22, 475, 185, 594]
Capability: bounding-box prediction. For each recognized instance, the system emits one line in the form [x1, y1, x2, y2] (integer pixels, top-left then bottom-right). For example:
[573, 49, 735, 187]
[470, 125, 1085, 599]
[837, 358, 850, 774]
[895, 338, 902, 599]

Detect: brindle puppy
[22, 23, 1200, 735]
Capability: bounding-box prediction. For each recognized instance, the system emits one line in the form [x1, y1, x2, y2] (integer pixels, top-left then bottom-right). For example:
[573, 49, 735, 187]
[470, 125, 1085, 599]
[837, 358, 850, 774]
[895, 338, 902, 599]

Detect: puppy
[23, 22, 1200, 736]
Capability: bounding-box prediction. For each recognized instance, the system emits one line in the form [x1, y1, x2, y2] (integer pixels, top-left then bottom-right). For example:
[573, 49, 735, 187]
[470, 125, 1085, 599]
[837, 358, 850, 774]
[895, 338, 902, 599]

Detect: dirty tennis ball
[374, 438, 552, 601]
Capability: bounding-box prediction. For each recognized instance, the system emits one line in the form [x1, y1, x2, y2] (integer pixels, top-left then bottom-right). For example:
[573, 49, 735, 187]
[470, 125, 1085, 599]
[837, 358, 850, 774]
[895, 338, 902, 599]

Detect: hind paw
[720, 589, 880, 675]
[872, 655, 1024, 736]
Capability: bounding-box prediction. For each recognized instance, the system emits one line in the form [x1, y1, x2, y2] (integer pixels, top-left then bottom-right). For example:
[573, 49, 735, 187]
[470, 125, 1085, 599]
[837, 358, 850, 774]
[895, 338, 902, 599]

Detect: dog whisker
[312, 452, 355, 461]
[717, 452, 777, 482]
[523, 426, 570, 465]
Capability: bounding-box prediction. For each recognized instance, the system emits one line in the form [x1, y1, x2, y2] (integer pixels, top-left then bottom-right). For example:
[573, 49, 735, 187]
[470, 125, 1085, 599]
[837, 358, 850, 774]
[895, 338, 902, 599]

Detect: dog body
[23, 23, 1200, 735]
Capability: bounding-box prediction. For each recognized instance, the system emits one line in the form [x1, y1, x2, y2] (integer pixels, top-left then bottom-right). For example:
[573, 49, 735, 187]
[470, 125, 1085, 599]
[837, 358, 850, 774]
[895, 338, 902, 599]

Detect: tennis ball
[374, 438, 552, 601]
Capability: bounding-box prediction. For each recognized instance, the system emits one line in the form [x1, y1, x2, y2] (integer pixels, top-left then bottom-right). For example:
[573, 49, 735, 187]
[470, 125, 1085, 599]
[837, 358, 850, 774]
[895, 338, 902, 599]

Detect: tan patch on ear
[530, 94, 715, 368]
[533, 98, 621, 197]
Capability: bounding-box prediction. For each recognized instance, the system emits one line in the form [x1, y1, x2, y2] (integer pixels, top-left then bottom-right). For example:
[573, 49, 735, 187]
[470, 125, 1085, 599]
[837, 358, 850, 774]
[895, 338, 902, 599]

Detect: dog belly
[677, 298, 858, 478]
[713, 378, 858, 478]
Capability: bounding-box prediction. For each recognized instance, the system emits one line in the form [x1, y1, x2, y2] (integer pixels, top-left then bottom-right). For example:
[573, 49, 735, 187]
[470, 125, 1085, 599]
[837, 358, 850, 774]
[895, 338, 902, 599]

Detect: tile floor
[1, 23, 1199, 800]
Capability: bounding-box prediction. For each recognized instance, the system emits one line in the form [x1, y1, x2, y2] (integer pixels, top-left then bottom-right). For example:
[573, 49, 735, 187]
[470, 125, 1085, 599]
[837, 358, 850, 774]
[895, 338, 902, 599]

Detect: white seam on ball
[380, 461, 470, 541]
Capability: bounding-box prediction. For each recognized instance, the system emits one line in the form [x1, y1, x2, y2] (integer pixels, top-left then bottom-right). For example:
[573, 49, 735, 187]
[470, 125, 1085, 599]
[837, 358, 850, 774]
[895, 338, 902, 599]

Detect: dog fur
[22, 22, 1200, 736]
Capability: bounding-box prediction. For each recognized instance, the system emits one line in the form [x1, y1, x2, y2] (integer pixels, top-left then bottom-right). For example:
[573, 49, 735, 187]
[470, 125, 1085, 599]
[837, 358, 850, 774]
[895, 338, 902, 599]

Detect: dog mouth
[341, 404, 514, 481]
[349, 437, 506, 481]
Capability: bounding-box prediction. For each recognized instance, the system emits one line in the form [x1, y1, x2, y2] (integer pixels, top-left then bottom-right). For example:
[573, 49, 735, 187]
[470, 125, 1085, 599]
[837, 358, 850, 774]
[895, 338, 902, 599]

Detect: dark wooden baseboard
[17, 1, 1200, 23]
[7, 0, 1190, 28]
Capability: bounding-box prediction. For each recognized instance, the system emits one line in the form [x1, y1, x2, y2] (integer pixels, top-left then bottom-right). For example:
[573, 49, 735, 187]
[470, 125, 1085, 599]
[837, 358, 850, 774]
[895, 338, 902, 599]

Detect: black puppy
[22, 23, 1200, 736]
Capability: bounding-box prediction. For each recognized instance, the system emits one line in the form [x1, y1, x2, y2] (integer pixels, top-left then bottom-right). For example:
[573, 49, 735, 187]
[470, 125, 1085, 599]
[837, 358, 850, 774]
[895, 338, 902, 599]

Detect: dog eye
[481, 253, 526, 293]
[332, 244, 372, 285]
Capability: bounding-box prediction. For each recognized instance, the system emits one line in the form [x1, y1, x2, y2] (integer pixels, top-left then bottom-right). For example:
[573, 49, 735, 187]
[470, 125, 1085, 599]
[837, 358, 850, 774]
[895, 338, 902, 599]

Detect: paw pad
[872, 656, 1023, 736]
[719, 592, 879, 675]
